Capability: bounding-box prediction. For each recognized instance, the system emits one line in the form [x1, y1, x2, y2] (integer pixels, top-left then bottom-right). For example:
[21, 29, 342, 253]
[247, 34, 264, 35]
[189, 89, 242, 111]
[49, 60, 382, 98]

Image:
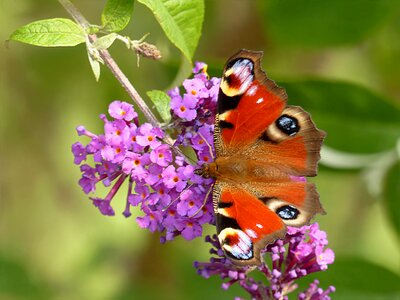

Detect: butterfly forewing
[215, 50, 287, 156]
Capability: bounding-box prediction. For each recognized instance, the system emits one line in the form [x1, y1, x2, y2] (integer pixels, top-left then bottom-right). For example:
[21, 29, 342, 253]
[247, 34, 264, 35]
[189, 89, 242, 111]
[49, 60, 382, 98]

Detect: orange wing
[214, 49, 287, 155]
[214, 49, 325, 176]
[213, 180, 325, 265]
[213, 182, 286, 265]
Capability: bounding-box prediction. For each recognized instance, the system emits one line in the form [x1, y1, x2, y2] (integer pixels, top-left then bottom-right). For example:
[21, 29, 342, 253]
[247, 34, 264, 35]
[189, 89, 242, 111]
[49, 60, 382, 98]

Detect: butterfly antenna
[198, 132, 215, 160]
[187, 185, 213, 218]
[161, 182, 195, 212]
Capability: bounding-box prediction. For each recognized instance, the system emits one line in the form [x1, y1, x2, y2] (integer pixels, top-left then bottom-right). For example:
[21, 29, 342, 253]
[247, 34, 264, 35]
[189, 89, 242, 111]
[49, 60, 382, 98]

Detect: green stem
[58, 0, 187, 160]
[58, 0, 159, 127]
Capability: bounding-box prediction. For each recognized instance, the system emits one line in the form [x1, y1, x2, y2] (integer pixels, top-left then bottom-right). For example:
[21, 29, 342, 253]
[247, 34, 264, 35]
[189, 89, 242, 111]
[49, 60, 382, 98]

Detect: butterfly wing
[213, 181, 286, 265]
[212, 49, 326, 265]
[214, 179, 325, 265]
[214, 49, 287, 156]
[257, 105, 326, 176]
[214, 49, 325, 176]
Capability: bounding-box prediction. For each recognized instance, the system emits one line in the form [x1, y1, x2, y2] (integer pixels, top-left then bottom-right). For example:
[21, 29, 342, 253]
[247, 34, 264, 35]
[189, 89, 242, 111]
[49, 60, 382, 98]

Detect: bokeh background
[2, 0, 400, 299]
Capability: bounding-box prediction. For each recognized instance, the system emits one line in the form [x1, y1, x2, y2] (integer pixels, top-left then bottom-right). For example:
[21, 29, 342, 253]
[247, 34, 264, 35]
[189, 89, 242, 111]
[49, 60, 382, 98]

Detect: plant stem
[58, 0, 159, 127]
[58, 0, 187, 159]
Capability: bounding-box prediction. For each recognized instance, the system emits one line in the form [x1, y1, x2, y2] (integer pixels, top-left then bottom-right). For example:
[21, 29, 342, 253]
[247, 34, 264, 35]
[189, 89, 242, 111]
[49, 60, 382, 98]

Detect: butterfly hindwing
[246, 180, 325, 227]
[213, 182, 286, 265]
[257, 105, 326, 176]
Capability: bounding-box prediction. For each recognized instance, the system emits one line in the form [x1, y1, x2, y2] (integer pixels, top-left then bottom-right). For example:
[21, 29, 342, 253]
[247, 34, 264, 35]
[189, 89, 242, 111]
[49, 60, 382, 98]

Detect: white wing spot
[256, 223, 263, 229]
[256, 98, 264, 104]
[245, 229, 258, 239]
[248, 86, 258, 96]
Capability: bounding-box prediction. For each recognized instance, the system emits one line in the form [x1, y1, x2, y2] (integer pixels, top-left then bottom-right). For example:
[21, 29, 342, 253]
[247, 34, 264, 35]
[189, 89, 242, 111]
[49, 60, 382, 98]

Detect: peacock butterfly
[199, 49, 326, 266]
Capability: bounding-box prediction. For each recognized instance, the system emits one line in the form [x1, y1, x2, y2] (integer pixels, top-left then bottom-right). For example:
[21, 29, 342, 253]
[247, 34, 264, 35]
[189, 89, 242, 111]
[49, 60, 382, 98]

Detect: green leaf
[101, 0, 134, 32]
[137, 0, 204, 63]
[147, 90, 171, 123]
[297, 256, 400, 298]
[383, 161, 400, 239]
[260, 0, 395, 48]
[87, 52, 101, 82]
[93, 33, 118, 50]
[280, 80, 400, 154]
[10, 18, 85, 47]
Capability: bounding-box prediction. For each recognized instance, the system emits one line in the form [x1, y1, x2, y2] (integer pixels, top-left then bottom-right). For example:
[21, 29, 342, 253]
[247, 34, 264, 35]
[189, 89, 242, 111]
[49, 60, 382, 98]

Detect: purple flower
[162, 165, 186, 192]
[136, 205, 162, 233]
[150, 144, 173, 166]
[108, 100, 137, 121]
[176, 220, 203, 240]
[136, 123, 163, 149]
[316, 248, 335, 270]
[72, 63, 221, 243]
[91, 198, 115, 216]
[72, 142, 87, 164]
[194, 224, 335, 299]
[170, 94, 197, 121]
[192, 62, 207, 73]
[183, 78, 209, 99]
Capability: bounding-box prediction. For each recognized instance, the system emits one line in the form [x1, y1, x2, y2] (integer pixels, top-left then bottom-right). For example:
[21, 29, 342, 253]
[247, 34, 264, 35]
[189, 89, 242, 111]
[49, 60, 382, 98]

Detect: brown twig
[58, 0, 187, 159]
[58, 0, 159, 127]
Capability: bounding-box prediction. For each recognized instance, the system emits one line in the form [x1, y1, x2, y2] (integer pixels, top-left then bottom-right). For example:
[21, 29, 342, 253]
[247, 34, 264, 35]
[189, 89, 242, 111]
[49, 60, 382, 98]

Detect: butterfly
[200, 49, 326, 266]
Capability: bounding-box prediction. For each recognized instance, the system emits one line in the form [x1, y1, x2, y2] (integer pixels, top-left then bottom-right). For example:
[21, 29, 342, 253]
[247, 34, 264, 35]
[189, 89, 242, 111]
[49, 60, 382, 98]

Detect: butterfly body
[201, 49, 326, 266]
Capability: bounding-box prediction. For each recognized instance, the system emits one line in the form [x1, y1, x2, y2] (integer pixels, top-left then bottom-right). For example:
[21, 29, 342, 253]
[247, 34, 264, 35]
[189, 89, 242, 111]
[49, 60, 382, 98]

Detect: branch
[58, 0, 159, 127]
[58, 0, 188, 159]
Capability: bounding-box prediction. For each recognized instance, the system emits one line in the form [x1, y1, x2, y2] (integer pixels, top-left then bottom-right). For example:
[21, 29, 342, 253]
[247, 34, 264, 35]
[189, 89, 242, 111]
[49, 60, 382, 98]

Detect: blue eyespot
[276, 115, 300, 136]
[276, 205, 299, 220]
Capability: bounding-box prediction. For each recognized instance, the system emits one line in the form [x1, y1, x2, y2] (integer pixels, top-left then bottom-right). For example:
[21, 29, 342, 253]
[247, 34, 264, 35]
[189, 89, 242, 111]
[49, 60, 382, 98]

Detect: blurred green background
[2, 0, 400, 299]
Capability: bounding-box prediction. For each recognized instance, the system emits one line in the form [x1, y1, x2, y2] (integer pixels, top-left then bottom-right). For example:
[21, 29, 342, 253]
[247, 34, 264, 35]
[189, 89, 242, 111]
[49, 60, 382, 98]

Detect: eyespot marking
[276, 115, 300, 136]
[218, 228, 254, 260]
[276, 205, 299, 220]
[220, 58, 255, 97]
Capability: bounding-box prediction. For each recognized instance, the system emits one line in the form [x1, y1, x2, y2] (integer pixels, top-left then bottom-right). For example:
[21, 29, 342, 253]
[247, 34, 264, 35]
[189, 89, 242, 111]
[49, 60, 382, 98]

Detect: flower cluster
[72, 63, 220, 242]
[194, 223, 335, 300]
